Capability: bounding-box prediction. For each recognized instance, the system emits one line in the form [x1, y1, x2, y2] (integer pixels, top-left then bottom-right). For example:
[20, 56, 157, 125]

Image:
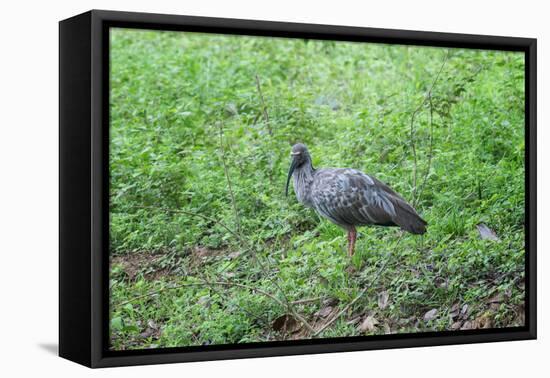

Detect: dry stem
[410, 50, 449, 202]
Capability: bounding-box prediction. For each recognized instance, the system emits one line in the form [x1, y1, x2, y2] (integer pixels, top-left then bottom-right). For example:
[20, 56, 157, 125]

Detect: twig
[291, 297, 327, 305]
[312, 234, 404, 337]
[255, 75, 272, 136]
[254, 74, 275, 186]
[409, 111, 420, 198]
[410, 50, 449, 201]
[414, 94, 435, 207]
[217, 122, 241, 234]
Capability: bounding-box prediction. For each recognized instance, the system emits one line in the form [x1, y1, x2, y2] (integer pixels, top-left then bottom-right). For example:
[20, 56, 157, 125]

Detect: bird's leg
[347, 227, 357, 257]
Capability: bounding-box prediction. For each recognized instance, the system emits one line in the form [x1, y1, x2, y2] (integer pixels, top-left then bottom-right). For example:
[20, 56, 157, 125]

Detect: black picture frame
[59, 9, 537, 368]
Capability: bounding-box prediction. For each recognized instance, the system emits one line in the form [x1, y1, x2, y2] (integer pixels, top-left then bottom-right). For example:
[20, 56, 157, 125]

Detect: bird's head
[285, 143, 311, 196]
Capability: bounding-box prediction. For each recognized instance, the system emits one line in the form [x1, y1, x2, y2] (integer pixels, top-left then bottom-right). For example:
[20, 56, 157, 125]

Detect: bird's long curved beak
[285, 158, 297, 197]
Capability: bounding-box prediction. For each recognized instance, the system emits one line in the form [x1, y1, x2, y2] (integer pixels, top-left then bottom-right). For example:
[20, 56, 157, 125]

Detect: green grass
[108, 28, 525, 350]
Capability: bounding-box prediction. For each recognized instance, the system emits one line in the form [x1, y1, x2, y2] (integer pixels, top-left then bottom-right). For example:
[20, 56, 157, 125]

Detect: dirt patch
[111, 252, 173, 281]
[111, 246, 231, 281]
[188, 246, 227, 267]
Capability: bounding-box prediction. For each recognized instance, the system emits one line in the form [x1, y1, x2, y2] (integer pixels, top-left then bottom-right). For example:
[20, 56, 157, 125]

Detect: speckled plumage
[286, 143, 426, 255]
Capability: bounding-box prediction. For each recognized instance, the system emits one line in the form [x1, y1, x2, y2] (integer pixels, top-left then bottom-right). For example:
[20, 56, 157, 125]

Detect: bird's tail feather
[392, 198, 427, 235]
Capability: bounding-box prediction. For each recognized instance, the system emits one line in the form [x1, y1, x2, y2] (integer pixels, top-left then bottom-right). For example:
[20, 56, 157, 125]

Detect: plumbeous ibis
[285, 143, 427, 256]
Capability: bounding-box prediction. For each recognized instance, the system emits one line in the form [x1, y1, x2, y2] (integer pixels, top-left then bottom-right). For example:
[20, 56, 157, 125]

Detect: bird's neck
[293, 161, 315, 207]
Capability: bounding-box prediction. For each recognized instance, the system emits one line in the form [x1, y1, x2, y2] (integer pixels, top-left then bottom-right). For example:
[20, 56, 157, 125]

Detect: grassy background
[108, 28, 525, 350]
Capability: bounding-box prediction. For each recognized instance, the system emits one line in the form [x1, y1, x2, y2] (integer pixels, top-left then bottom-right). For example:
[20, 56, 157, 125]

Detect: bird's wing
[311, 169, 398, 227]
[370, 176, 427, 233]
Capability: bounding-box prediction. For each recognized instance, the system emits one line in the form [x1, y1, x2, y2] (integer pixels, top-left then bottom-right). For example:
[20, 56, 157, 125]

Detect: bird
[285, 143, 427, 256]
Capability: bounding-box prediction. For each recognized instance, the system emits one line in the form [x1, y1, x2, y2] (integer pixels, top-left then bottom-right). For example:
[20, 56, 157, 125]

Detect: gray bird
[285, 143, 427, 256]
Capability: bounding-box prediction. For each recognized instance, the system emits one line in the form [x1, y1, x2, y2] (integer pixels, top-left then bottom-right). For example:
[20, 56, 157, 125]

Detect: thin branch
[217, 122, 241, 234]
[255, 74, 272, 136]
[409, 111, 420, 198]
[255, 74, 275, 186]
[414, 93, 435, 207]
[410, 50, 449, 201]
[291, 297, 327, 305]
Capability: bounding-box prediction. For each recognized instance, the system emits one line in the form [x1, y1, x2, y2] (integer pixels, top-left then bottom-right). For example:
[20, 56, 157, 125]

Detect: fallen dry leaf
[322, 298, 339, 307]
[316, 306, 333, 318]
[449, 303, 460, 319]
[398, 316, 416, 326]
[460, 304, 469, 319]
[346, 316, 361, 325]
[487, 293, 504, 304]
[461, 321, 473, 330]
[476, 223, 501, 242]
[358, 316, 379, 333]
[473, 313, 494, 329]
[140, 328, 156, 338]
[140, 320, 162, 339]
[273, 314, 300, 334]
[378, 291, 389, 310]
[424, 309, 438, 322]
[450, 321, 463, 330]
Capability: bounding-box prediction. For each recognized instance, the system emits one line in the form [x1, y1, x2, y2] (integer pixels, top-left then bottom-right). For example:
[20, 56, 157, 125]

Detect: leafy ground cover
[109, 28, 525, 350]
